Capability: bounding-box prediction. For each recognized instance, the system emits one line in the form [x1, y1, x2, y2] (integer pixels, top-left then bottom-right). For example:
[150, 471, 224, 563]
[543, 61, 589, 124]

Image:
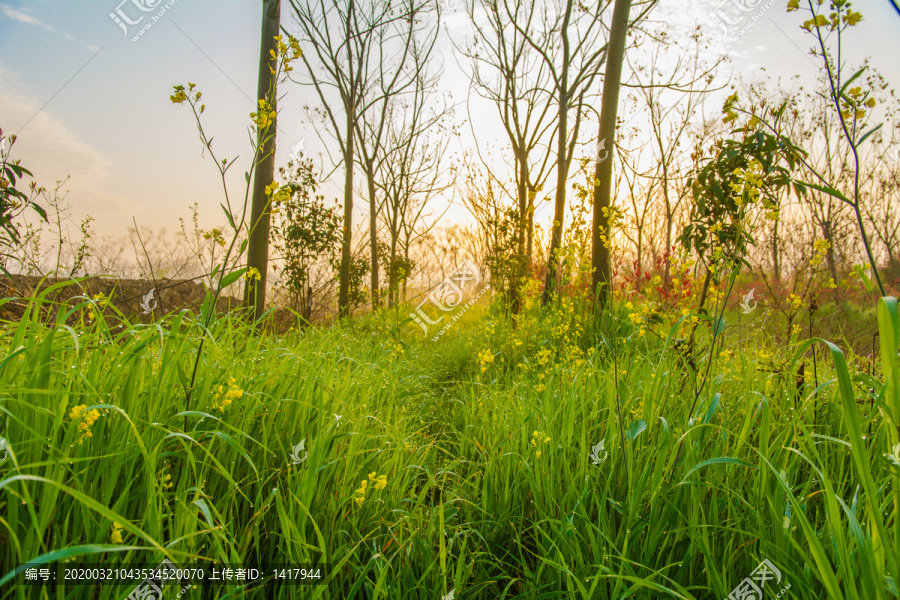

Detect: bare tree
[353, 4, 439, 309]
[288, 0, 427, 317]
[457, 0, 557, 312]
[375, 64, 454, 306]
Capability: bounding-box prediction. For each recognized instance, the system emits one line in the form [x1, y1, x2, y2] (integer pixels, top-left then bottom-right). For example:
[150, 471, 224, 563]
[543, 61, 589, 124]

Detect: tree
[375, 68, 454, 306]
[353, 4, 438, 310]
[591, 0, 632, 310]
[0, 129, 47, 277]
[626, 27, 727, 285]
[290, 0, 428, 318]
[457, 0, 557, 313]
[244, 0, 282, 322]
[269, 159, 342, 323]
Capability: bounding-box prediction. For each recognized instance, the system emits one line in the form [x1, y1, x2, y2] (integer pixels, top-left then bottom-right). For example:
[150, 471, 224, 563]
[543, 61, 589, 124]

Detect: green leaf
[796, 180, 852, 204]
[193, 498, 216, 528]
[209, 431, 258, 476]
[713, 317, 726, 337]
[220, 267, 247, 290]
[29, 202, 48, 221]
[626, 420, 647, 441]
[857, 123, 883, 146]
[221, 203, 236, 229]
[852, 264, 874, 295]
[877, 297, 899, 428]
[703, 393, 721, 424]
[839, 67, 867, 97]
[681, 457, 756, 481]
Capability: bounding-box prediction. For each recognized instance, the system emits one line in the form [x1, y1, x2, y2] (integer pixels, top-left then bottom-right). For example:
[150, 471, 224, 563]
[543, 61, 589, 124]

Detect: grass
[0, 280, 898, 599]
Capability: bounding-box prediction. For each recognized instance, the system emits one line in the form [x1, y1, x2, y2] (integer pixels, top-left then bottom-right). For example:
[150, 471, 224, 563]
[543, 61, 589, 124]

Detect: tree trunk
[367, 174, 380, 309]
[591, 0, 632, 311]
[243, 0, 281, 322]
[772, 218, 781, 282]
[338, 109, 354, 318]
[511, 155, 528, 315]
[388, 236, 398, 308]
[542, 89, 568, 306]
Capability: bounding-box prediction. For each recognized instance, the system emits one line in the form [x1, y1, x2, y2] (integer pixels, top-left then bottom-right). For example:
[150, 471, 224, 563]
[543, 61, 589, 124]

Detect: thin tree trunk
[367, 174, 380, 309]
[772, 218, 781, 282]
[512, 156, 528, 315]
[338, 110, 354, 317]
[244, 0, 281, 322]
[591, 0, 631, 311]
[388, 237, 398, 308]
[542, 89, 568, 306]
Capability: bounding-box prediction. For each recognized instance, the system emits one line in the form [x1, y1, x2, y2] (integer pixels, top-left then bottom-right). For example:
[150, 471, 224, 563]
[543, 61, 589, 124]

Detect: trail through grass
[0, 287, 898, 599]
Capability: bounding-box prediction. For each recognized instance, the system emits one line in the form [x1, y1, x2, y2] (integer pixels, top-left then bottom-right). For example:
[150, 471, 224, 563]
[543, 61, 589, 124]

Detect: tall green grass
[0, 284, 897, 598]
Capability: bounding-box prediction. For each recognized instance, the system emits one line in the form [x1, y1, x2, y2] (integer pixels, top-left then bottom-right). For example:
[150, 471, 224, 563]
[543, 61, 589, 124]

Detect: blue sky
[1, 0, 898, 243]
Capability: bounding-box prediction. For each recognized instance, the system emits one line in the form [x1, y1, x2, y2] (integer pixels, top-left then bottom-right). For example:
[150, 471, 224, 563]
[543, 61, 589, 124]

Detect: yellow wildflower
[110, 522, 124, 544]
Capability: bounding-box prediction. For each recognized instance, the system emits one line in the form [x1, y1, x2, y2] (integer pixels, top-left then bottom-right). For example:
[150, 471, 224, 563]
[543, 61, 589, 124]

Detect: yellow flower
[536, 451, 541, 459]
[110, 522, 124, 544]
[244, 267, 262, 282]
[212, 378, 243, 412]
[70, 405, 100, 443]
[374, 475, 388, 491]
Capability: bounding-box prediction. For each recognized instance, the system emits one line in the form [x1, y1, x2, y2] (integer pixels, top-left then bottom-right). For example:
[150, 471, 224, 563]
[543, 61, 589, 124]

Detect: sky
[0, 0, 898, 250]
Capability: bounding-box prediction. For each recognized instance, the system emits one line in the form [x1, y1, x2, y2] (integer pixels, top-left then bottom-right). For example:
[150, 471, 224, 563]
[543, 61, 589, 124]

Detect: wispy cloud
[0, 2, 56, 33]
[0, 3, 99, 52]
[0, 63, 121, 231]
